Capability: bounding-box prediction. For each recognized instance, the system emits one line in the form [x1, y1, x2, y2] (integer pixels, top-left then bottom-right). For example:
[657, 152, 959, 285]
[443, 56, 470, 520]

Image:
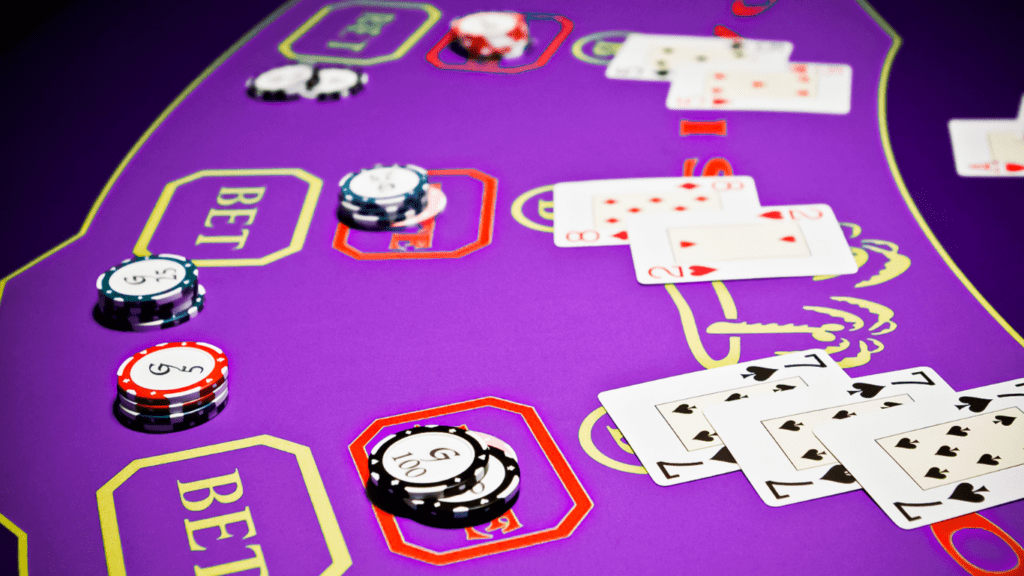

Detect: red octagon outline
[425, 14, 574, 74]
[332, 168, 497, 260]
[348, 397, 593, 565]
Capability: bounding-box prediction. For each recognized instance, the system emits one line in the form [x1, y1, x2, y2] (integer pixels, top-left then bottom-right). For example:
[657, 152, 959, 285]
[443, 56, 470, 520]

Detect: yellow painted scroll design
[664, 281, 741, 369]
[708, 296, 896, 369]
[578, 407, 647, 475]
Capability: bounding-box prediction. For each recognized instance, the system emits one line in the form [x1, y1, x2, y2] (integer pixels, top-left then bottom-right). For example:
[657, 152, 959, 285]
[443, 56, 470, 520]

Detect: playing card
[815, 377, 1024, 529]
[605, 33, 793, 82]
[552, 176, 760, 247]
[627, 204, 857, 285]
[598, 350, 851, 486]
[947, 92, 1024, 177]
[666, 62, 853, 115]
[704, 367, 955, 507]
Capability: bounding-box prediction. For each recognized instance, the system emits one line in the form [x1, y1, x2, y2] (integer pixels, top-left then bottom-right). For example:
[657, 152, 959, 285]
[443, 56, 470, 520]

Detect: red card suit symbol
[1007, 163, 1023, 171]
[792, 64, 807, 73]
[689, 265, 716, 276]
[713, 98, 728, 105]
[604, 199, 617, 204]
[696, 196, 707, 201]
[649, 197, 662, 203]
[714, 72, 726, 80]
[680, 183, 698, 189]
[673, 206, 687, 211]
[606, 218, 619, 224]
[760, 210, 783, 219]
[613, 231, 628, 240]
[780, 236, 796, 243]
[679, 241, 696, 248]
[752, 80, 764, 88]
[797, 90, 809, 97]
[628, 207, 641, 213]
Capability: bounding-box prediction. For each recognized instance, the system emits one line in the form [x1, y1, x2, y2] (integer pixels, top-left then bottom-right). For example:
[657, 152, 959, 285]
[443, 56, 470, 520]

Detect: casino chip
[94, 255, 205, 331]
[114, 342, 230, 434]
[337, 164, 434, 230]
[451, 12, 530, 60]
[365, 427, 522, 529]
[368, 425, 489, 499]
[246, 63, 314, 101]
[301, 67, 367, 100]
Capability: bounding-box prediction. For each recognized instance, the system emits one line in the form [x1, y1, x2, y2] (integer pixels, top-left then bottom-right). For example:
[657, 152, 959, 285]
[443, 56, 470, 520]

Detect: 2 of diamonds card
[552, 176, 760, 248]
[598, 350, 850, 487]
[666, 62, 853, 115]
[815, 378, 1024, 529]
[703, 367, 955, 507]
[947, 94, 1024, 177]
[605, 33, 793, 81]
[627, 203, 857, 285]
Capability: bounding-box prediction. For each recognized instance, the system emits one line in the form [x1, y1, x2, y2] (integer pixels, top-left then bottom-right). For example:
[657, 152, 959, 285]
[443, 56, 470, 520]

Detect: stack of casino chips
[114, 342, 230, 433]
[246, 63, 367, 102]
[450, 12, 530, 60]
[94, 254, 206, 332]
[337, 164, 433, 230]
[365, 425, 521, 528]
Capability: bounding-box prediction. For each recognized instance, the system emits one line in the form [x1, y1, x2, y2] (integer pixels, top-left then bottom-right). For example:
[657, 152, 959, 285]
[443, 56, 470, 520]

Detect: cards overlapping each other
[947, 93, 1024, 177]
[598, 350, 851, 486]
[552, 176, 760, 247]
[627, 204, 858, 285]
[605, 33, 793, 82]
[815, 378, 1024, 529]
[703, 367, 955, 507]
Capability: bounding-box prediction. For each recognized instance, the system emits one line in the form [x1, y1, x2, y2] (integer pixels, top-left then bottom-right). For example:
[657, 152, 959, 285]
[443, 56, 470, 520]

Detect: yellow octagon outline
[96, 435, 351, 576]
[279, 1, 442, 66]
[134, 168, 323, 267]
[0, 512, 28, 575]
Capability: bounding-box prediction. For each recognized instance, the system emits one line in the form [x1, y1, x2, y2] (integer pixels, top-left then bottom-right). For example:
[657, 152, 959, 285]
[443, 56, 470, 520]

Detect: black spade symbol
[977, 454, 1001, 466]
[820, 465, 856, 484]
[882, 401, 902, 409]
[850, 383, 884, 398]
[779, 420, 803, 432]
[693, 430, 716, 442]
[994, 415, 1016, 426]
[743, 366, 778, 381]
[895, 438, 918, 449]
[925, 467, 948, 479]
[725, 393, 747, 402]
[936, 445, 959, 457]
[801, 449, 825, 461]
[947, 426, 969, 437]
[957, 396, 991, 413]
[832, 410, 855, 420]
[673, 403, 695, 415]
[949, 483, 988, 503]
[773, 384, 796, 392]
[710, 447, 736, 463]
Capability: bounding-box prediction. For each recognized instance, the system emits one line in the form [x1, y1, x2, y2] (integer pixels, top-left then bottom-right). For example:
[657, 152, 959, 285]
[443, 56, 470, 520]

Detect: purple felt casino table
[1, 1, 1023, 574]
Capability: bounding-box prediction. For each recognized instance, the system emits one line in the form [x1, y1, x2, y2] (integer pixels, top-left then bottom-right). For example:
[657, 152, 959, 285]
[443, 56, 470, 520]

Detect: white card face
[628, 204, 857, 285]
[597, 350, 851, 486]
[605, 33, 793, 81]
[815, 378, 1024, 529]
[704, 367, 955, 507]
[552, 176, 760, 247]
[948, 116, 1024, 177]
[666, 63, 853, 115]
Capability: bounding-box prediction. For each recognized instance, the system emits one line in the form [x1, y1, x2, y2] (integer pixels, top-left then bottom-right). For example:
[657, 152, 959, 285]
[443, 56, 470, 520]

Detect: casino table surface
[1, 1, 1023, 574]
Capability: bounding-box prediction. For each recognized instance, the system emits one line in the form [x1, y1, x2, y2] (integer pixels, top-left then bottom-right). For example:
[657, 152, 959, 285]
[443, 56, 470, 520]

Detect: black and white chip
[246, 63, 315, 101]
[368, 425, 489, 499]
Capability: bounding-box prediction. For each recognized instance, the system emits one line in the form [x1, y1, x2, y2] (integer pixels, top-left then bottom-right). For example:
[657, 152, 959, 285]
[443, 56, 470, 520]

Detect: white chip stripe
[253, 63, 314, 91]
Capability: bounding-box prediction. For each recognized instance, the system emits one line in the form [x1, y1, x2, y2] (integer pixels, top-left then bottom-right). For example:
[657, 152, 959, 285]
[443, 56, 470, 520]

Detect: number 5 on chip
[627, 204, 858, 284]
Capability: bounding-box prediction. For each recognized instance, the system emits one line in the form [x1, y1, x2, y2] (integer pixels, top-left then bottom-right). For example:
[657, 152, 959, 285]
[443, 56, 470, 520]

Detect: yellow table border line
[858, 0, 1023, 347]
